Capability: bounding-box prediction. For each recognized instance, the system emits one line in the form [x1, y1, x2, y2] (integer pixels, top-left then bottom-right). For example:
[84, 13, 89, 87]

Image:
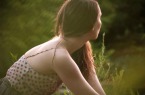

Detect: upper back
[24, 37, 63, 75]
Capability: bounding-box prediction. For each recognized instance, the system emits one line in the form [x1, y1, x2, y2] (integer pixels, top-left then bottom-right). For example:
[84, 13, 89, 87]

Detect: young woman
[0, 0, 106, 95]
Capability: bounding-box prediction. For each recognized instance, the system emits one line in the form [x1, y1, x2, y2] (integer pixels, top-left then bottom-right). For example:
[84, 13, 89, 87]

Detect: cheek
[93, 20, 101, 37]
[95, 20, 101, 33]
[97, 19, 102, 29]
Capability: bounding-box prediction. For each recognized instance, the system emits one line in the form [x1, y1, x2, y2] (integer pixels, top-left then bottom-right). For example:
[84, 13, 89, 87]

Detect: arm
[52, 49, 99, 95]
[88, 67, 106, 95]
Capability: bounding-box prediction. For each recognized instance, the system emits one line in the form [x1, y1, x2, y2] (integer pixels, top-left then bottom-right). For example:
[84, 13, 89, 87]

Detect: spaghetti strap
[24, 39, 63, 65]
[24, 48, 55, 59]
[51, 39, 62, 65]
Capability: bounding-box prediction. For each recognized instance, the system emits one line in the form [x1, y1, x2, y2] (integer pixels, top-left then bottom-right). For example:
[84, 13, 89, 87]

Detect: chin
[90, 35, 98, 40]
[89, 30, 100, 40]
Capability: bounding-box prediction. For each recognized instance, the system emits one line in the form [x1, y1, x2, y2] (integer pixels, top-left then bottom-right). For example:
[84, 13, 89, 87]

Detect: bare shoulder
[53, 49, 75, 68]
[52, 49, 81, 78]
[54, 48, 69, 59]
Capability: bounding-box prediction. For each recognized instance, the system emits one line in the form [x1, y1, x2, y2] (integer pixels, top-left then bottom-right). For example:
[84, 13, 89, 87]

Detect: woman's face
[90, 3, 102, 40]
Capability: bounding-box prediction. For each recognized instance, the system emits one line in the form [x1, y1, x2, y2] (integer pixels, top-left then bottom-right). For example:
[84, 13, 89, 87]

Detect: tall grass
[94, 33, 139, 95]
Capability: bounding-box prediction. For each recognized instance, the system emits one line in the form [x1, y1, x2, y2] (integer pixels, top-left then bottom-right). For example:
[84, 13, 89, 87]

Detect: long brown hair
[55, 0, 98, 80]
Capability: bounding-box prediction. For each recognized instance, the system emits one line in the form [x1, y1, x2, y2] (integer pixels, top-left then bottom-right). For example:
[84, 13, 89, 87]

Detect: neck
[58, 35, 88, 54]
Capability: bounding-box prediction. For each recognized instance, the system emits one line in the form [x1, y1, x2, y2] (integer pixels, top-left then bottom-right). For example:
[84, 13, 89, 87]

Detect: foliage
[0, 0, 63, 77]
[99, 0, 145, 39]
[93, 33, 140, 95]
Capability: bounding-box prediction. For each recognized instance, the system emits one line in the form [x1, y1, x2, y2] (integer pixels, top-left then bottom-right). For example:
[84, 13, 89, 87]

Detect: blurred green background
[0, 0, 145, 95]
